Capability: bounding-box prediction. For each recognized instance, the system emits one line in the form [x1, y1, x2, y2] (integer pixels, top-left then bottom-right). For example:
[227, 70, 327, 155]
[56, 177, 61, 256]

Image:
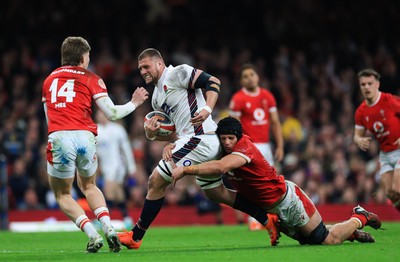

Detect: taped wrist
[198, 105, 212, 114]
[183, 166, 199, 175]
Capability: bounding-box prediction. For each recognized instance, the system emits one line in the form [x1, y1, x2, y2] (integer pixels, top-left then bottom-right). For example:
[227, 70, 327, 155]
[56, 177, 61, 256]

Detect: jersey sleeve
[85, 71, 108, 99]
[264, 90, 277, 112]
[229, 92, 243, 117]
[391, 94, 400, 111]
[231, 137, 254, 163]
[168, 64, 195, 90]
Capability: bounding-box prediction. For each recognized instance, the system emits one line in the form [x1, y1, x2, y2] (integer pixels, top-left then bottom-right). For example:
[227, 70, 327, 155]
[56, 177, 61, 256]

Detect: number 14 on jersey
[49, 78, 76, 107]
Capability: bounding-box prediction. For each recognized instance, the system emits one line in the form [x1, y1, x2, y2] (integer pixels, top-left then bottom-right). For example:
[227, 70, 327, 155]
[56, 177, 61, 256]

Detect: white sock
[76, 215, 98, 239]
[94, 207, 113, 233]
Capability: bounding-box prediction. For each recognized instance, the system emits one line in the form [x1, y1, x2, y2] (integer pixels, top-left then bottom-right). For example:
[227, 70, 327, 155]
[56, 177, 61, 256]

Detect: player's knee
[148, 173, 158, 188]
[148, 170, 169, 193]
[155, 159, 174, 183]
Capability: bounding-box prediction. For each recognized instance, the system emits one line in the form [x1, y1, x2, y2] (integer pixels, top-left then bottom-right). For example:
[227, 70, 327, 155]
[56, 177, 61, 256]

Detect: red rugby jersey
[229, 87, 277, 143]
[225, 135, 286, 207]
[354, 92, 400, 152]
[42, 66, 108, 135]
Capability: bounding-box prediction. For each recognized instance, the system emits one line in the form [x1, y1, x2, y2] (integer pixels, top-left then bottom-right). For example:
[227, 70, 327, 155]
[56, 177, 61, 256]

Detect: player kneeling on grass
[172, 117, 382, 245]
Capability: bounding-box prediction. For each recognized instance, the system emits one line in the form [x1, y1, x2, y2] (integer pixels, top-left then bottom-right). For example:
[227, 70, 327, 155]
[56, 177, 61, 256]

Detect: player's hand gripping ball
[144, 111, 176, 136]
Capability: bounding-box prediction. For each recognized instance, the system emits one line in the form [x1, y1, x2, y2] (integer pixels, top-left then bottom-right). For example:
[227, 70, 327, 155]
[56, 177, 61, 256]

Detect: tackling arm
[172, 154, 247, 184]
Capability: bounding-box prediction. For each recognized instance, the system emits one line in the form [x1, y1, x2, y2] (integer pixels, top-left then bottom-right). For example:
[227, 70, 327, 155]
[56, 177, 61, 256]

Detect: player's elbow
[210, 76, 221, 85]
[206, 77, 221, 93]
[103, 110, 119, 121]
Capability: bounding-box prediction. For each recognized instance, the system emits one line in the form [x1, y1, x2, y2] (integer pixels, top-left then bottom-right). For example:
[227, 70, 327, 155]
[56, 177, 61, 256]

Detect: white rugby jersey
[151, 64, 217, 138]
[96, 121, 136, 177]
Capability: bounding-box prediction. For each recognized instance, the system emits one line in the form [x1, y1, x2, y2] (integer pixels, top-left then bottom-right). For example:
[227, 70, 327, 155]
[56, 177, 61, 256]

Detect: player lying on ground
[172, 117, 382, 245]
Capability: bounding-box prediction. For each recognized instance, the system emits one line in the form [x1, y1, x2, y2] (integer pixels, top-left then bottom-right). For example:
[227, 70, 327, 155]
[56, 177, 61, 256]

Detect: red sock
[351, 214, 367, 228]
[94, 207, 110, 221]
[97, 210, 110, 220]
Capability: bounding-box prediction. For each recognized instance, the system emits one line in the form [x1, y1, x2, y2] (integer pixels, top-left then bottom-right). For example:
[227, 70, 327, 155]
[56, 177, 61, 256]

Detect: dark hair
[61, 36, 91, 66]
[216, 117, 243, 140]
[239, 63, 258, 78]
[138, 48, 163, 61]
[357, 68, 380, 80]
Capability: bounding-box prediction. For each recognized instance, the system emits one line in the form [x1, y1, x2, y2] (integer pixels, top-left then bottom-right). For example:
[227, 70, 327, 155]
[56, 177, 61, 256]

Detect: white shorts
[254, 142, 274, 166]
[378, 149, 400, 178]
[268, 180, 317, 237]
[46, 130, 98, 179]
[157, 134, 223, 189]
[100, 165, 126, 184]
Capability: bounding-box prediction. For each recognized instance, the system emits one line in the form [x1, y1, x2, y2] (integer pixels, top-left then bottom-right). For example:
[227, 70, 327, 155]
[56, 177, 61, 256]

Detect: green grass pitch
[0, 223, 399, 262]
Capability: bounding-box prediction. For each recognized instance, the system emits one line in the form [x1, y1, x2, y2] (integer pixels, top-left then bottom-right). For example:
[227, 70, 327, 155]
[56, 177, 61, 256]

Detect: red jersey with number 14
[354, 92, 400, 152]
[42, 66, 108, 135]
[224, 135, 286, 207]
[229, 87, 277, 143]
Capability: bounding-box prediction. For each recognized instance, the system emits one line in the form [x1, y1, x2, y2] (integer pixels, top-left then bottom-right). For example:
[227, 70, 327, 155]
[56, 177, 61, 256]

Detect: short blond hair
[61, 36, 91, 66]
[138, 48, 163, 61]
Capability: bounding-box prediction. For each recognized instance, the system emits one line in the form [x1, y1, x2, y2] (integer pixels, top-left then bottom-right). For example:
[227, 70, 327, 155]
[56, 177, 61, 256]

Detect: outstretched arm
[96, 87, 148, 121]
[172, 154, 247, 186]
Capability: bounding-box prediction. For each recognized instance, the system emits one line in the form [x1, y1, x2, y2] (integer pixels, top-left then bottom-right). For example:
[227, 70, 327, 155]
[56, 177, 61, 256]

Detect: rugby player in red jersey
[42, 36, 148, 252]
[229, 63, 284, 230]
[354, 68, 400, 212]
[173, 117, 381, 245]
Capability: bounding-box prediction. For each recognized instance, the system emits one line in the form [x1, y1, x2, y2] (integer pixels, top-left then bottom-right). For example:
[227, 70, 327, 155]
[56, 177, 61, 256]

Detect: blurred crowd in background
[2, 0, 400, 212]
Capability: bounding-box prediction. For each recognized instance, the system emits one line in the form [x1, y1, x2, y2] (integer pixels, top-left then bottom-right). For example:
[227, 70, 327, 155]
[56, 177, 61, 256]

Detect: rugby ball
[144, 111, 176, 136]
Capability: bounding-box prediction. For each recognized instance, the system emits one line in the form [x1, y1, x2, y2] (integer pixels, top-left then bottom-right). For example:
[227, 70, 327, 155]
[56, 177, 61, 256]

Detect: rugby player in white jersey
[96, 110, 136, 228]
[118, 48, 278, 249]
